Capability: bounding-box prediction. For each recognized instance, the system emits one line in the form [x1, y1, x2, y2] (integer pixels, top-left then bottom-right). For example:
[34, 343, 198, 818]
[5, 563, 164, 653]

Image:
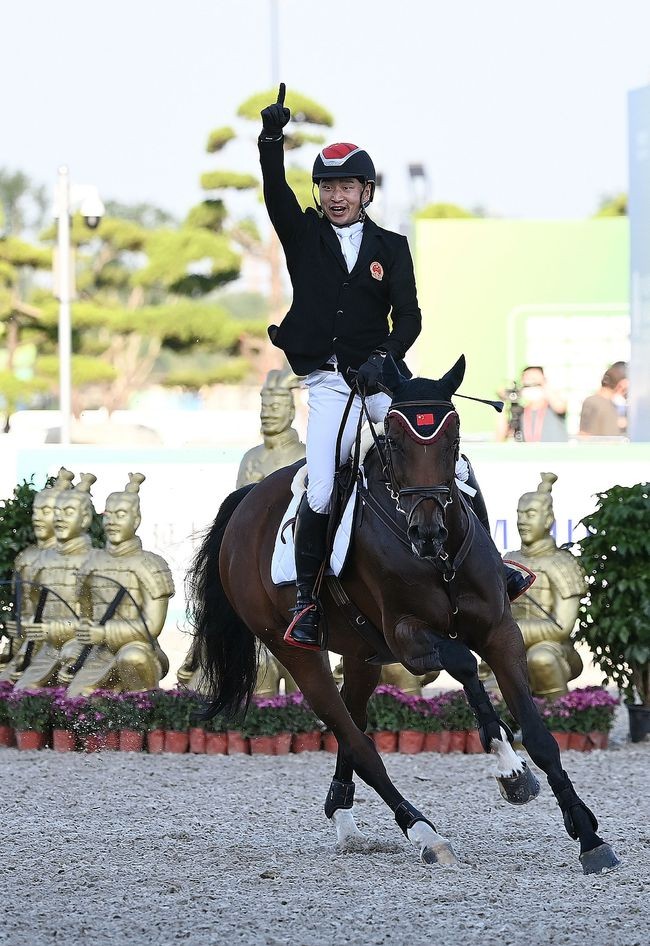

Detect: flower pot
[398, 729, 424, 754]
[104, 731, 119, 751]
[189, 727, 206, 754]
[273, 732, 292, 755]
[448, 730, 467, 753]
[568, 732, 588, 751]
[16, 730, 46, 751]
[164, 730, 189, 753]
[52, 729, 76, 752]
[227, 730, 250, 754]
[322, 731, 338, 754]
[627, 703, 650, 743]
[585, 731, 608, 751]
[0, 724, 15, 748]
[550, 731, 570, 750]
[372, 730, 398, 753]
[147, 728, 165, 754]
[437, 730, 452, 753]
[292, 731, 322, 753]
[119, 729, 144, 752]
[422, 731, 444, 752]
[205, 732, 228, 755]
[464, 730, 484, 754]
[249, 735, 275, 755]
[83, 733, 108, 753]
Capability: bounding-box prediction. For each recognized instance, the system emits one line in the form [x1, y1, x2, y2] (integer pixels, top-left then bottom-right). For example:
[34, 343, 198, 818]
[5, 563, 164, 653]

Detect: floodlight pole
[55, 165, 72, 445]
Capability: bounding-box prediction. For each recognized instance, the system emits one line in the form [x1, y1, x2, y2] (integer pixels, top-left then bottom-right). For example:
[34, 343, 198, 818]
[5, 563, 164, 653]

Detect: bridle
[383, 400, 460, 533]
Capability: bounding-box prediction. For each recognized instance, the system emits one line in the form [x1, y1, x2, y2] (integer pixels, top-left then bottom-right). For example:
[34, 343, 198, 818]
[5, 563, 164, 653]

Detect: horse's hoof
[580, 843, 621, 875]
[421, 842, 458, 867]
[496, 761, 541, 805]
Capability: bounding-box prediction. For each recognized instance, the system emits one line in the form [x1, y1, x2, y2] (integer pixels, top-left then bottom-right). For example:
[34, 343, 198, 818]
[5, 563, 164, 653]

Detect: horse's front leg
[485, 622, 620, 875]
[263, 639, 457, 866]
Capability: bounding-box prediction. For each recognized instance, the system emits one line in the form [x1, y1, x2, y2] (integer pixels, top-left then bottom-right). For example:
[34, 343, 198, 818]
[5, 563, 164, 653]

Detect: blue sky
[4, 0, 650, 225]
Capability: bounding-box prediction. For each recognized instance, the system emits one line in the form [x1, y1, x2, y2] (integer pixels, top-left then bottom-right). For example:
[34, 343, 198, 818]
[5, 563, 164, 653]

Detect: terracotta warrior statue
[0, 468, 75, 682]
[500, 472, 584, 700]
[236, 368, 305, 487]
[59, 473, 173, 695]
[14, 473, 96, 690]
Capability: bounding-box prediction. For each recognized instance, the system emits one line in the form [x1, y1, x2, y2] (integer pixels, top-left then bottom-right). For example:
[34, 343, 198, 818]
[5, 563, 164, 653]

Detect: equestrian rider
[258, 84, 531, 651]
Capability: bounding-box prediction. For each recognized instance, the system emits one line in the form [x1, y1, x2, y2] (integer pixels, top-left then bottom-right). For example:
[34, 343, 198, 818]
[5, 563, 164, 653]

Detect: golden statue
[236, 368, 305, 487]
[500, 472, 584, 700]
[0, 468, 75, 682]
[13, 473, 97, 690]
[60, 473, 173, 695]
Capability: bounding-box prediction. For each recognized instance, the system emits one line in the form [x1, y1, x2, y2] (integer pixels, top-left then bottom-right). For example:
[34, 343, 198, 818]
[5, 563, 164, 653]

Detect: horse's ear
[439, 354, 466, 398]
[381, 352, 410, 394]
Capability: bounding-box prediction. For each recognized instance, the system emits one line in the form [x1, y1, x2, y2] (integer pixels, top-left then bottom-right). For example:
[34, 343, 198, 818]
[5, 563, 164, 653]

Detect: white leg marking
[331, 808, 363, 845]
[407, 820, 458, 866]
[491, 725, 525, 777]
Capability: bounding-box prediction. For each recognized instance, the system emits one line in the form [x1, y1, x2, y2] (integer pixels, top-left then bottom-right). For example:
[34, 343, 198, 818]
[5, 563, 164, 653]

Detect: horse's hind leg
[324, 657, 381, 846]
[487, 629, 620, 875]
[264, 642, 457, 866]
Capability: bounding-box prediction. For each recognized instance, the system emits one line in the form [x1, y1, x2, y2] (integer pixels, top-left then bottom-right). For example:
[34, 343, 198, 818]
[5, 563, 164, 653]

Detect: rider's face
[319, 177, 369, 226]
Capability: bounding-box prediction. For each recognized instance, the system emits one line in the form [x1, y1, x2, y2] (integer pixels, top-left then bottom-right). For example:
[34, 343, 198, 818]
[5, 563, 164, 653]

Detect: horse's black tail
[186, 484, 259, 720]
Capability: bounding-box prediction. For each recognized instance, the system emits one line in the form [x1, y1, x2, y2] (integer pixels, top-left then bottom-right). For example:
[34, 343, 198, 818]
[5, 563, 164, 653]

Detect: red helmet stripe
[320, 143, 361, 166]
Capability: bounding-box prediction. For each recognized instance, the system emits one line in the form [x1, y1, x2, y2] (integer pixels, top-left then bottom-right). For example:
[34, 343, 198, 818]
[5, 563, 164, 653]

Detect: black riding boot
[285, 495, 329, 650]
[464, 455, 535, 602]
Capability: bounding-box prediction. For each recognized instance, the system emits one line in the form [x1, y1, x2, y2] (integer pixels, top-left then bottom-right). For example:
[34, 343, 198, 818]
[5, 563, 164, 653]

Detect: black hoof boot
[580, 843, 620, 875]
[496, 761, 541, 805]
[504, 560, 536, 602]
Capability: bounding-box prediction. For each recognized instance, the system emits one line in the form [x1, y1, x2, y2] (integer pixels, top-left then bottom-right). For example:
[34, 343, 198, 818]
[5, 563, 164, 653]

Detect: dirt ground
[1, 711, 648, 946]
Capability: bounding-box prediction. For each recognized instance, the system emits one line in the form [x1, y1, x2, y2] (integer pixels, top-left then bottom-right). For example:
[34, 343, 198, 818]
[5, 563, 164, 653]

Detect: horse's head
[384, 355, 465, 559]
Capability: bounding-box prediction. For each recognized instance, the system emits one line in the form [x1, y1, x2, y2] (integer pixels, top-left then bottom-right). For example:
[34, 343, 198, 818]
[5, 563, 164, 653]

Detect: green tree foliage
[415, 202, 476, 219]
[575, 483, 650, 704]
[236, 89, 334, 127]
[594, 193, 627, 217]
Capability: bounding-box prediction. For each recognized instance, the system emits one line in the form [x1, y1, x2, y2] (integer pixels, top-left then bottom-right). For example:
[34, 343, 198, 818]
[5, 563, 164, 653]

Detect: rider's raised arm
[258, 83, 305, 243]
[382, 236, 422, 361]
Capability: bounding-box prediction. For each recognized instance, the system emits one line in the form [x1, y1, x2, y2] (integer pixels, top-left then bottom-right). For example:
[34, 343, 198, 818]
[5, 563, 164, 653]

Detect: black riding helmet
[312, 143, 376, 206]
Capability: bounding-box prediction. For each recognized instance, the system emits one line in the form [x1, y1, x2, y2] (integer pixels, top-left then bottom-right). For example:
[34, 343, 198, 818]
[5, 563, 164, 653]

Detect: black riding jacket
[259, 135, 422, 380]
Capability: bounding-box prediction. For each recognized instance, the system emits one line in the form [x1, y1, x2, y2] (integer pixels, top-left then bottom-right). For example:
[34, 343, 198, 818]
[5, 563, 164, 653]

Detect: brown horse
[187, 355, 619, 874]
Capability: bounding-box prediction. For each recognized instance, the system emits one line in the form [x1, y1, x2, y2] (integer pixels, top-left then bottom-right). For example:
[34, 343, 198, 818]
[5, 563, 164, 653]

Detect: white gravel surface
[1, 713, 648, 946]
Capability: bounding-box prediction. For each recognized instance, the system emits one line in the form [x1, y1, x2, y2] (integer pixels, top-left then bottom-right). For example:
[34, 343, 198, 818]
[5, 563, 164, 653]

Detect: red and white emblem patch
[416, 413, 434, 426]
[370, 261, 383, 281]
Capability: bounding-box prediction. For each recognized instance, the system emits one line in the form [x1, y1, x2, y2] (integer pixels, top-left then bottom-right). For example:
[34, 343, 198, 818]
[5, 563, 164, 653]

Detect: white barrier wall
[1, 440, 648, 684]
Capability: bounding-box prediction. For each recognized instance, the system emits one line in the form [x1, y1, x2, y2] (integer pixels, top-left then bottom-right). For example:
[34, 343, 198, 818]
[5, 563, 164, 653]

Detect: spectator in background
[579, 361, 628, 438]
[497, 365, 568, 442]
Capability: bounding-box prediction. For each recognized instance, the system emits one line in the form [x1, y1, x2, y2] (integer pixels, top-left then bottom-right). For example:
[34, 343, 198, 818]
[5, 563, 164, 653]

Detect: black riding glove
[260, 82, 290, 138]
[355, 350, 387, 395]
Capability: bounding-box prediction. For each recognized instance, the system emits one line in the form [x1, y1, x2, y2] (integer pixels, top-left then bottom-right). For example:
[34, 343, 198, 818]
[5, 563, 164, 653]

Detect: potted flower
[419, 695, 446, 752]
[0, 680, 15, 747]
[159, 688, 196, 753]
[204, 711, 228, 755]
[394, 692, 427, 754]
[537, 696, 572, 750]
[247, 695, 293, 755]
[145, 689, 168, 753]
[438, 690, 475, 752]
[7, 687, 53, 749]
[367, 684, 402, 752]
[113, 691, 153, 752]
[242, 697, 280, 755]
[552, 687, 618, 751]
[51, 689, 85, 751]
[185, 690, 209, 754]
[575, 482, 650, 742]
[284, 693, 322, 752]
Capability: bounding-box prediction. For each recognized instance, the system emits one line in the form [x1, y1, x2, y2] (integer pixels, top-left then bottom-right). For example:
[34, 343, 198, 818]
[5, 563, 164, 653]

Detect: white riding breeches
[304, 368, 391, 513]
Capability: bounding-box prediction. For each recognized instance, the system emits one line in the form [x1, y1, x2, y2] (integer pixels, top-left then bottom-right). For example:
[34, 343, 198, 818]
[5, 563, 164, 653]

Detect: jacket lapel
[320, 218, 348, 274]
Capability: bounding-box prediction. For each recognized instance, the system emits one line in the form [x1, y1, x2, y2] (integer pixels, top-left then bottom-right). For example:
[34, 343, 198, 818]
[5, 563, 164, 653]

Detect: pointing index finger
[277, 82, 286, 106]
